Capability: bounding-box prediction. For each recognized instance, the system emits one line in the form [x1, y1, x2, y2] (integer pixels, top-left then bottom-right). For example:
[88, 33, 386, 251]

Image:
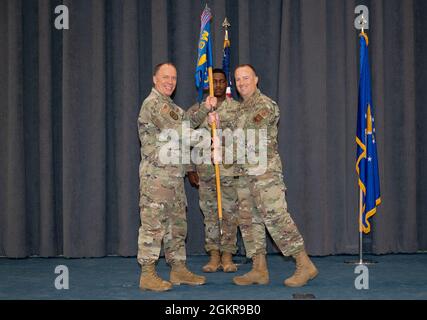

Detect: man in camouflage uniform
[231, 64, 318, 287]
[187, 69, 240, 273]
[137, 62, 217, 291]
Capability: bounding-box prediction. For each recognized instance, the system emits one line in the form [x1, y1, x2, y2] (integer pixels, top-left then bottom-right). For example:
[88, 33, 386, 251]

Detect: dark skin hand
[188, 171, 199, 188]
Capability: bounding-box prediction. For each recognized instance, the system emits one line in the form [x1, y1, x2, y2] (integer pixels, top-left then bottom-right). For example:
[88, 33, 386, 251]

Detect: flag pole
[197, 4, 223, 236]
[359, 20, 366, 265]
[359, 19, 366, 264]
[346, 137, 376, 264]
[345, 25, 377, 265]
[358, 124, 366, 264]
[205, 5, 223, 235]
[354, 131, 376, 264]
[222, 17, 232, 99]
[208, 68, 224, 235]
[345, 162, 368, 265]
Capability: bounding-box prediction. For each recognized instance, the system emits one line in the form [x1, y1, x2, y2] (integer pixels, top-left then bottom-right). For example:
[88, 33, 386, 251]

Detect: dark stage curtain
[1, 0, 426, 257]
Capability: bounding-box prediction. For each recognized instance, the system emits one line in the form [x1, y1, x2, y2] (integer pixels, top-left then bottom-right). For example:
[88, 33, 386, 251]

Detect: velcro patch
[160, 104, 170, 115]
[253, 114, 264, 123]
[170, 110, 179, 120]
[253, 107, 270, 123]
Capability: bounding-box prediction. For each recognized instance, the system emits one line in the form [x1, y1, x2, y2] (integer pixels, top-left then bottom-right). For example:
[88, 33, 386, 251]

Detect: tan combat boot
[139, 262, 172, 292]
[233, 254, 269, 285]
[221, 252, 238, 273]
[170, 261, 206, 285]
[202, 250, 221, 272]
[284, 249, 318, 287]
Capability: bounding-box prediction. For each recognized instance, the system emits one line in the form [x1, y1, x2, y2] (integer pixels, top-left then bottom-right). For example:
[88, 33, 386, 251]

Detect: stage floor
[1, 254, 426, 300]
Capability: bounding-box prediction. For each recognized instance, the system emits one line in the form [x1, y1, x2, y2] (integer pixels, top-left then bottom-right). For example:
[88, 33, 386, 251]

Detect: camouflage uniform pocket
[140, 175, 176, 204]
[253, 172, 288, 215]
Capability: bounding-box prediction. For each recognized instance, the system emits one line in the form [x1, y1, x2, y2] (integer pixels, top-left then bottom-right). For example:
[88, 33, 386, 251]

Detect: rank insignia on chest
[253, 107, 270, 123]
[170, 110, 179, 120]
[253, 114, 263, 123]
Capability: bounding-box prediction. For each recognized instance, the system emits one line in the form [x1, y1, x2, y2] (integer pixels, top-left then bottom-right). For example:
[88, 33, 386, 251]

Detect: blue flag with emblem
[356, 32, 381, 234]
[195, 6, 213, 102]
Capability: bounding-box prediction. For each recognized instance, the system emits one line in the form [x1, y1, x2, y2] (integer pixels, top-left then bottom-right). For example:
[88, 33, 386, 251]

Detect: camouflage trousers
[137, 174, 187, 265]
[199, 175, 239, 254]
[236, 172, 304, 258]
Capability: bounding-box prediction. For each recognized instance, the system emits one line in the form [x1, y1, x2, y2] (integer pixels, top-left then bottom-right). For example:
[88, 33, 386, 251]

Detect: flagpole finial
[222, 17, 231, 29]
[358, 15, 369, 45]
[222, 17, 230, 41]
[360, 15, 367, 34]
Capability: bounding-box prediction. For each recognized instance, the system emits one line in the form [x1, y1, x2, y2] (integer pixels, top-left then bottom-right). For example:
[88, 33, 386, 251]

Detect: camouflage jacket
[188, 98, 240, 179]
[138, 88, 209, 177]
[234, 89, 283, 176]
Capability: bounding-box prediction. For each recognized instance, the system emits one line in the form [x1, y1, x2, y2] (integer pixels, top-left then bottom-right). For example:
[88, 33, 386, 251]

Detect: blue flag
[356, 32, 381, 234]
[222, 23, 232, 98]
[195, 6, 213, 102]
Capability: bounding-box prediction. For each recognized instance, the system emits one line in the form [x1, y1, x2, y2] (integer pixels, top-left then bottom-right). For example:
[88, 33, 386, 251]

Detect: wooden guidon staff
[207, 67, 223, 235]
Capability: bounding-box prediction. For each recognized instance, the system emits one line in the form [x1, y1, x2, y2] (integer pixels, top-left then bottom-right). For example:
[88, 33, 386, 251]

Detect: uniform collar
[152, 87, 173, 104]
[216, 98, 227, 110]
[242, 89, 261, 108]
